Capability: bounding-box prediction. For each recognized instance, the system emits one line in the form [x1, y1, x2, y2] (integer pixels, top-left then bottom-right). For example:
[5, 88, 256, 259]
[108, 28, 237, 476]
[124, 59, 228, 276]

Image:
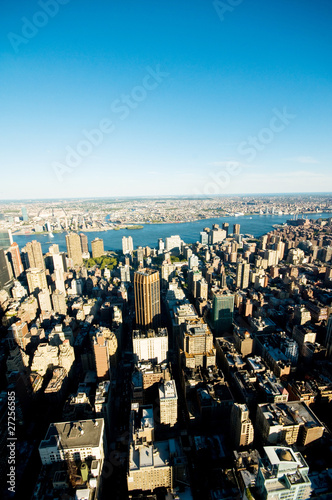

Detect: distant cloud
[283, 156, 319, 164]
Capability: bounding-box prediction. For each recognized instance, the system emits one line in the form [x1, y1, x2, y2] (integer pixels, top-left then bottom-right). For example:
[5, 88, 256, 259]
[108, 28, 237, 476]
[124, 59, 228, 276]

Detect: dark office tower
[222, 222, 229, 237]
[0, 230, 13, 250]
[0, 249, 11, 289]
[21, 206, 28, 221]
[8, 242, 24, 278]
[66, 233, 83, 267]
[134, 269, 161, 329]
[211, 289, 234, 333]
[233, 223, 240, 235]
[80, 233, 89, 254]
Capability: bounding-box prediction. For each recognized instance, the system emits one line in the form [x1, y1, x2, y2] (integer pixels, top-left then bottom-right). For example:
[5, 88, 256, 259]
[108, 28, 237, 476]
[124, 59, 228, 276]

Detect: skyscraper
[134, 268, 161, 329]
[0, 249, 11, 289]
[222, 222, 229, 237]
[25, 240, 45, 270]
[0, 230, 13, 250]
[80, 233, 89, 254]
[21, 206, 28, 221]
[211, 289, 234, 333]
[233, 223, 240, 235]
[200, 231, 209, 245]
[91, 238, 104, 258]
[52, 253, 66, 294]
[66, 233, 83, 267]
[93, 328, 118, 380]
[122, 236, 133, 255]
[326, 316, 332, 359]
[7, 242, 24, 278]
[236, 262, 250, 289]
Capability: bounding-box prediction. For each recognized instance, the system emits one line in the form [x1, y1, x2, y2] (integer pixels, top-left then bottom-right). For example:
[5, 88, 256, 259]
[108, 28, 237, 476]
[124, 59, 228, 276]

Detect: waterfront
[13, 213, 331, 254]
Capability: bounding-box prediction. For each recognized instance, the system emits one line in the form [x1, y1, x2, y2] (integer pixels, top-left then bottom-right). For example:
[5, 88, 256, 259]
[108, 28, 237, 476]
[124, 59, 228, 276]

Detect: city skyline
[2, 1, 332, 198]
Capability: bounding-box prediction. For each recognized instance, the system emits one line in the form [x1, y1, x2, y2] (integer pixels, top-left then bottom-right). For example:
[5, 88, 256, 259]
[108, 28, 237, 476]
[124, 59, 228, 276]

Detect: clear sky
[1, 0, 332, 199]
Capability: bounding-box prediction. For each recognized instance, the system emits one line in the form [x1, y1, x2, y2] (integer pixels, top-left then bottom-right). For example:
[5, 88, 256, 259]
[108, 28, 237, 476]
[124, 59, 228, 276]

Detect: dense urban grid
[1, 196, 332, 500]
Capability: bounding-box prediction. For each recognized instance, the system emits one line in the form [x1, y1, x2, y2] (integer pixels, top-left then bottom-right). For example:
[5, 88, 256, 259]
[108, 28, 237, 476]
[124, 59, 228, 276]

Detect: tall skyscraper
[134, 269, 161, 329]
[200, 231, 209, 245]
[0, 230, 13, 250]
[93, 328, 118, 380]
[233, 223, 240, 235]
[326, 316, 332, 359]
[52, 253, 66, 294]
[21, 206, 28, 221]
[122, 236, 133, 255]
[7, 242, 24, 278]
[0, 249, 11, 289]
[158, 238, 165, 253]
[211, 289, 234, 333]
[91, 238, 104, 258]
[49, 244, 60, 255]
[236, 262, 250, 289]
[25, 240, 45, 270]
[80, 233, 89, 254]
[66, 233, 83, 267]
[222, 222, 229, 237]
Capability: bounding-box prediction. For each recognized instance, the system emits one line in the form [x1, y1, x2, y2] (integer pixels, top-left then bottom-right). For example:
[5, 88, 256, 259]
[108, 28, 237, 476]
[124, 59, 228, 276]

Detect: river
[13, 213, 331, 253]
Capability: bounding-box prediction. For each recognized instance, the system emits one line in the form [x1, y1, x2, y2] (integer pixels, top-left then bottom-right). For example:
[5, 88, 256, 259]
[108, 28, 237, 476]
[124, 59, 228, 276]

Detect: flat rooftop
[39, 419, 104, 450]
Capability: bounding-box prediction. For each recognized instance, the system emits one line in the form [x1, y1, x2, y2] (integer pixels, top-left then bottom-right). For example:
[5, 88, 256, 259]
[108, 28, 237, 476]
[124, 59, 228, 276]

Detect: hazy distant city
[1, 194, 331, 237]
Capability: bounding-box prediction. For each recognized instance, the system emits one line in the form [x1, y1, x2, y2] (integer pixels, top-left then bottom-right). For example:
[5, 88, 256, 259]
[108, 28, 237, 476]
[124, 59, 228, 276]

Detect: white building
[39, 418, 105, 465]
[133, 328, 168, 364]
[11, 280, 28, 300]
[188, 254, 199, 270]
[120, 264, 131, 282]
[159, 379, 178, 427]
[122, 236, 133, 255]
[256, 446, 311, 500]
[165, 235, 182, 253]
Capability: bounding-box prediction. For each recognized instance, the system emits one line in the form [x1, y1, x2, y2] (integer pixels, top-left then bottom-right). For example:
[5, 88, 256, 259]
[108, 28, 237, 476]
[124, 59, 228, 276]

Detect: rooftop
[39, 419, 104, 450]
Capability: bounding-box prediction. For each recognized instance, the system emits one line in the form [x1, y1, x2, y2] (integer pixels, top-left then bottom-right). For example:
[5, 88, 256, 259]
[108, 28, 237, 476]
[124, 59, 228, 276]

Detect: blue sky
[1, 0, 332, 199]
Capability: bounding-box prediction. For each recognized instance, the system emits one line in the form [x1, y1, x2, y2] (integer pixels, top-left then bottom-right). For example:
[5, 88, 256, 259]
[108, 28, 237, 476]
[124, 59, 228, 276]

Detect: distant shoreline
[9, 211, 331, 236]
